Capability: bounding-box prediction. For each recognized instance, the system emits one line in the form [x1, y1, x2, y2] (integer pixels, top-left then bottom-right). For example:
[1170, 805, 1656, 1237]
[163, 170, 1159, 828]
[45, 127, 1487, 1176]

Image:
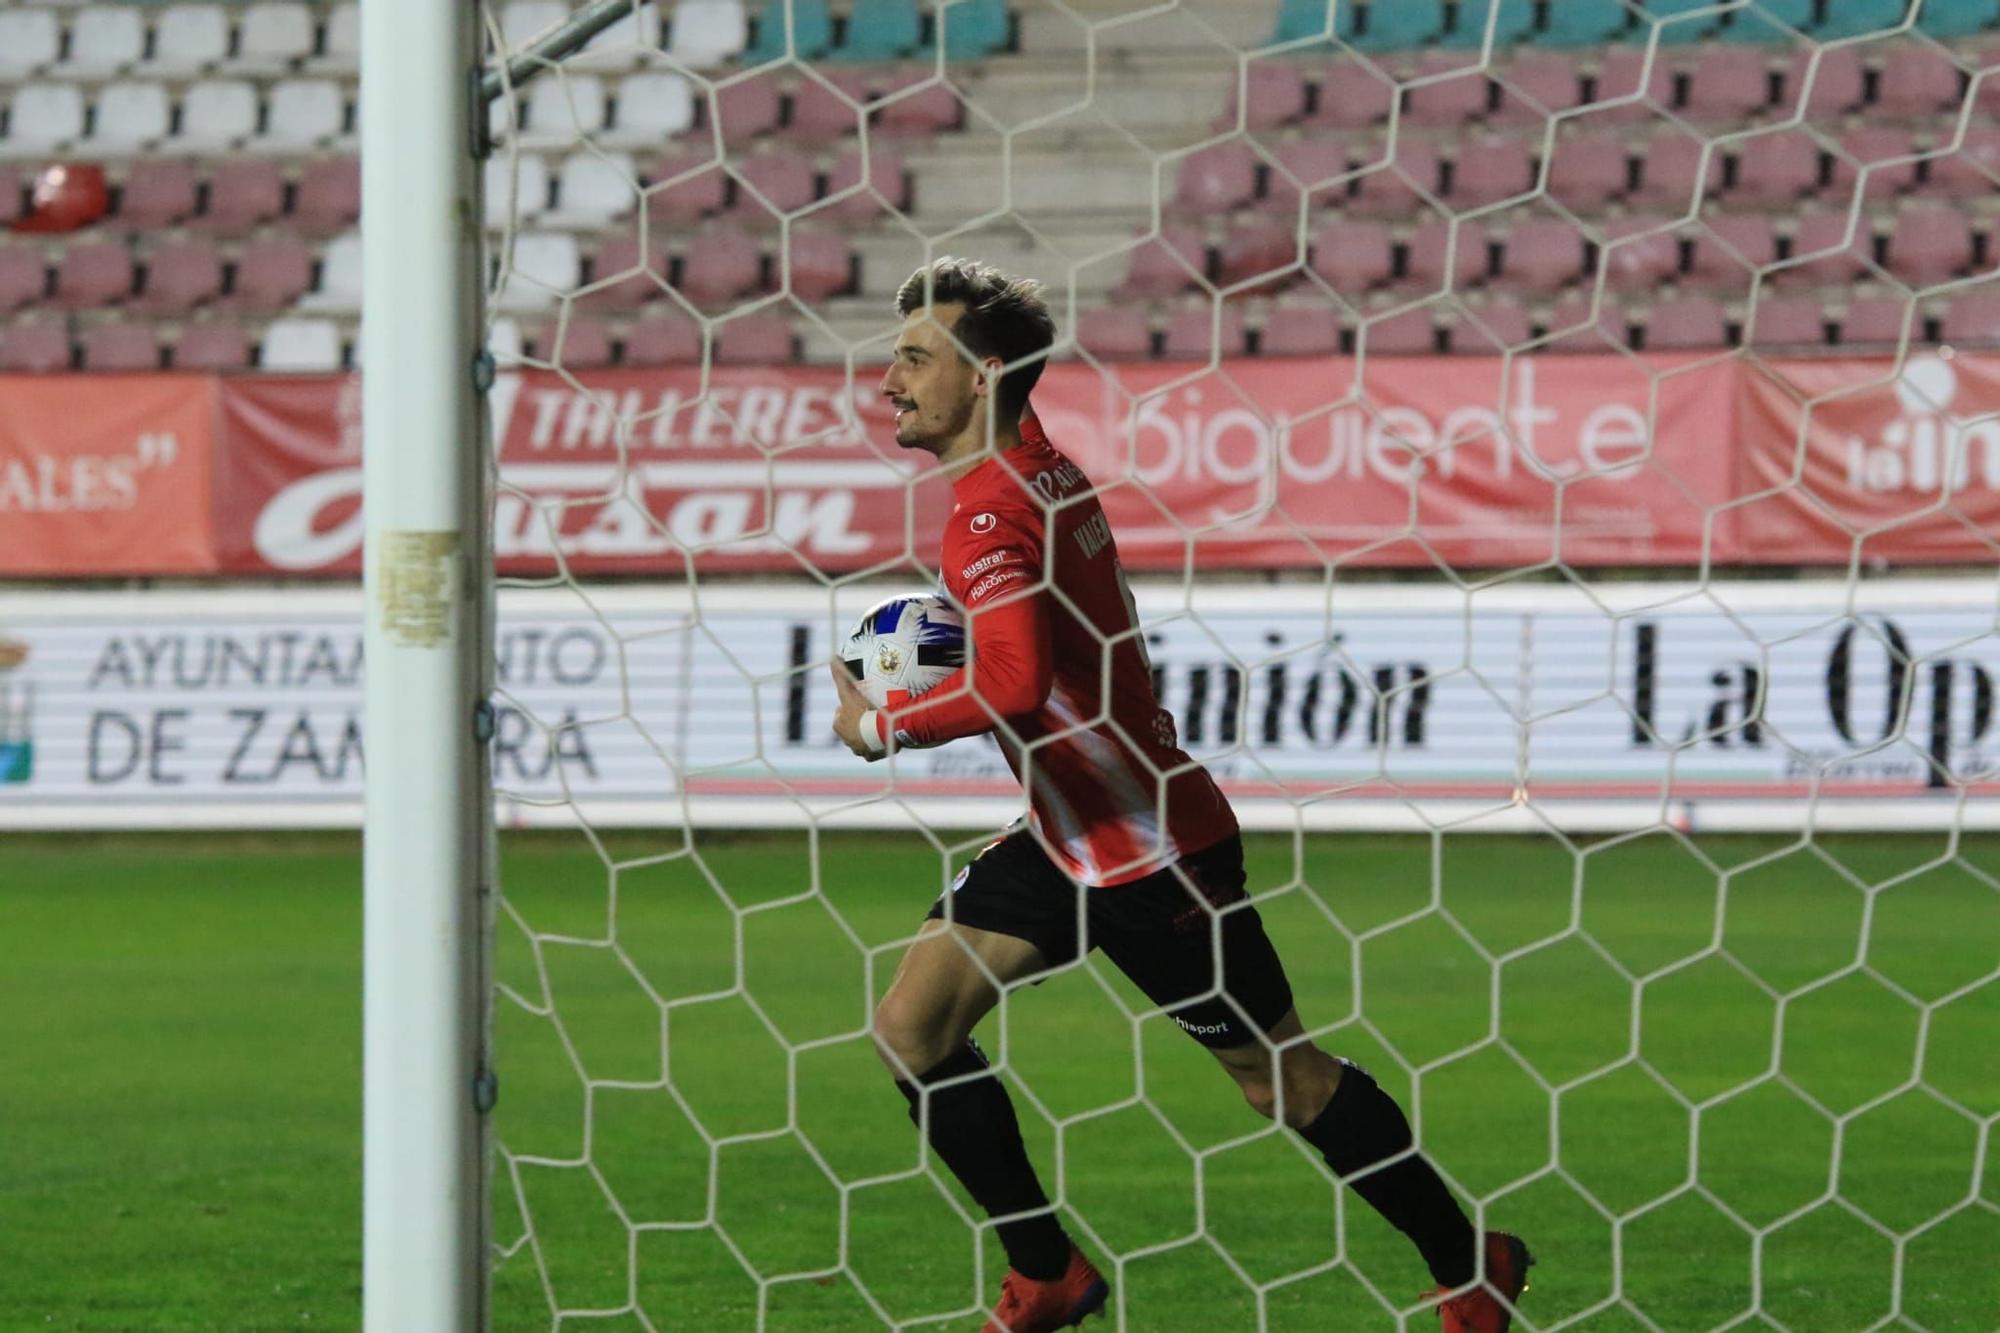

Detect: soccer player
[830, 258, 1532, 1333]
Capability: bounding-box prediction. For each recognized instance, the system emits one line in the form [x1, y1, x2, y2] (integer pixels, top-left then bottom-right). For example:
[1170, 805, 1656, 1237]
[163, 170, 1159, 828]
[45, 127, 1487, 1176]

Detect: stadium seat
[1075, 307, 1152, 362]
[4, 85, 85, 157]
[139, 240, 224, 313]
[260, 318, 345, 371]
[1541, 0, 1628, 46]
[1404, 53, 1489, 127]
[1354, 0, 1445, 51]
[1173, 141, 1259, 215]
[1265, 138, 1350, 213]
[1839, 298, 1917, 348]
[1492, 51, 1584, 123]
[62, 7, 146, 77]
[583, 234, 668, 306]
[1547, 133, 1630, 211]
[198, 160, 286, 231]
[1115, 227, 1206, 299]
[834, 0, 922, 61]
[1306, 54, 1394, 128]
[295, 158, 361, 234]
[1718, 0, 1810, 41]
[1875, 46, 1965, 119]
[1271, 0, 1343, 46]
[605, 73, 696, 146]
[668, 0, 749, 69]
[928, 0, 1009, 60]
[1815, 0, 1906, 38]
[1781, 211, 1872, 287]
[232, 239, 314, 311]
[0, 323, 71, 373]
[1441, 0, 1533, 47]
[173, 80, 260, 152]
[55, 243, 135, 308]
[1786, 46, 1865, 117]
[647, 149, 729, 223]
[714, 73, 785, 148]
[1633, 134, 1722, 212]
[483, 153, 550, 228]
[1689, 215, 1779, 284]
[1590, 46, 1672, 122]
[1728, 128, 1822, 206]
[1742, 297, 1828, 352]
[1258, 305, 1340, 357]
[1216, 219, 1298, 292]
[87, 83, 171, 153]
[783, 230, 853, 302]
[730, 147, 818, 221]
[824, 145, 908, 221]
[1222, 61, 1310, 131]
[1448, 301, 1533, 353]
[518, 73, 607, 148]
[533, 315, 615, 370]
[494, 232, 583, 312]
[786, 72, 866, 143]
[304, 232, 362, 312]
[143, 5, 232, 78]
[0, 10, 60, 80]
[1543, 297, 1626, 350]
[873, 73, 962, 137]
[80, 324, 161, 372]
[1888, 209, 1975, 286]
[260, 80, 348, 151]
[231, 2, 316, 76]
[312, 3, 361, 73]
[1359, 305, 1438, 355]
[622, 314, 704, 364]
[1453, 138, 1534, 208]
[1600, 216, 1680, 291]
[1925, 126, 2000, 196]
[1644, 297, 1728, 350]
[1310, 220, 1393, 293]
[1408, 218, 1490, 290]
[499, 0, 566, 51]
[744, 0, 832, 63]
[1920, 0, 2000, 37]
[714, 315, 793, 365]
[1684, 47, 1771, 121]
[1638, 0, 1723, 41]
[1941, 291, 2000, 345]
[549, 151, 637, 225]
[1350, 140, 1442, 217]
[678, 230, 763, 307]
[1831, 127, 1919, 201]
[1162, 306, 1246, 360]
[174, 322, 252, 370]
[0, 248, 48, 313]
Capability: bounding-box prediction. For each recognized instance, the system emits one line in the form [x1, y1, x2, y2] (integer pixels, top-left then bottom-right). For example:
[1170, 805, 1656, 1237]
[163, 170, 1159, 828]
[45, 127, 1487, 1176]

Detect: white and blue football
[840, 594, 967, 710]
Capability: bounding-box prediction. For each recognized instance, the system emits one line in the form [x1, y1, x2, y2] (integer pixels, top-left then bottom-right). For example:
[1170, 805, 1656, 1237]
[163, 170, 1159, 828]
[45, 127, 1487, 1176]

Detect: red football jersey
[870, 419, 1238, 886]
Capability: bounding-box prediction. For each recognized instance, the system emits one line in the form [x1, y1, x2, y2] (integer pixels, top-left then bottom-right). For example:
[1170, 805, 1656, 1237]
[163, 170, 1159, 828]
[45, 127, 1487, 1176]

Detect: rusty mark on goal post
[377, 530, 460, 648]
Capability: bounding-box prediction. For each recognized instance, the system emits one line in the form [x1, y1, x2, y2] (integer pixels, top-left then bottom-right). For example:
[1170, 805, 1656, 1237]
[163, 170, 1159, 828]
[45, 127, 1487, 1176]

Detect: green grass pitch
[6, 830, 1998, 1330]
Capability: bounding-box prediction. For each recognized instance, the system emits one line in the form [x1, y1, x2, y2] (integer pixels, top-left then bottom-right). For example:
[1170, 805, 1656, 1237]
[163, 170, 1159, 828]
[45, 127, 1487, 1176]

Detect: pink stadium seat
[0, 323, 70, 373]
[1547, 133, 1630, 211]
[1265, 138, 1350, 214]
[1785, 46, 1865, 117]
[1743, 297, 1828, 352]
[1875, 44, 1965, 118]
[294, 157, 361, 234]
[1942, 293, 2000, 346]
[679, 230, 763, 307]
[1162, 306, 1246, 360]
[1728, 128, 1821, 206]
[1925, 125, 2000, 196]
[1173, 141, 1259, 215]
[783, 230, 852, 301]
[648, 150, 730, 223]
[1501, 218, 1587, 292]
[1591, 46, 1672, 122]
[621, 314, 703, 365]
[1492, 51, 1583, 124]
[1310, 220, 1393, 293]
[1600, 216, 1680, 291]
[874, 73, 962, 137]
[534, 316, 614, 370]
[1115, 227, 1206, 299]
[786, 72, 865, 143]
[1684, 46, 1771, 120]
[729, 148, 818, 222]
[1223, 60, 1309, 130]
[1448, 302, 1533, 354]
[1831, 128, 1918, 201]
[198, 160, 286, 232]
[1633, 134, 1723, 211]
[1782, 212, 1873, 287]
[231, 239, 315, 311]
[1645, 297, 1728, 350]
[1307, 54, 1394, 128]
[119, 159, 200, 228]
[1689, 215, 1778, 284]
[1404, 53, 1490, 127]
[1075, 307, 1152, 361]
[713, 314, 792, 365]
[715, 71, 784, 148]
[584, 235, 668, 306]
[1258, 305, 1340, 357]
[140, 240, 225, 313]
[1888, 209, 1975, 286]
[1360, 306, 1437, 355]
[0, 249, 49, 312]
[1407, 218, 1489, 290]
[1453, 138, 1534, 208]
[1840, 298, 1918, 348]
[1217, 219, 1299, 291]
[174, 323, 253, 370]
[824, 146, 908, 222]
[1350, 140, 1442, 217]
[1544, 298, 1626, 351]
[80, 324, 161, 371]
[55, 243, 136, 307]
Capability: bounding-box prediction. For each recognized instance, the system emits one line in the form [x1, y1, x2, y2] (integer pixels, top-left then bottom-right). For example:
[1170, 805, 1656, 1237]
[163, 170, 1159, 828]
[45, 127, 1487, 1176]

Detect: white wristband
[857, 710, 889, 755]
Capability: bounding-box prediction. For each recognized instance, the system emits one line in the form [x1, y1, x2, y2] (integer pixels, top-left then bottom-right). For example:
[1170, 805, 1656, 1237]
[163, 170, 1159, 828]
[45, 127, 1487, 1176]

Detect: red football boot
[1433, 1232, 1534, 1333]
[982, 1245, 1109, 1333]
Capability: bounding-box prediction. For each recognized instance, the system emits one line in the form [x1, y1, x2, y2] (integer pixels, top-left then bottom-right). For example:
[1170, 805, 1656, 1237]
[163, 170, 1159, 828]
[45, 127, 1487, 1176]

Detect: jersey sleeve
[870, 507, 1052, 752]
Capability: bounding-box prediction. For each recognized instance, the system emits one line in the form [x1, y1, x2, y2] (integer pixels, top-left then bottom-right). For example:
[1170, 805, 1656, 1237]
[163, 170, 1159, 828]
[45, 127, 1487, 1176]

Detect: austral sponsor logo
[961, 549, 1019, 580]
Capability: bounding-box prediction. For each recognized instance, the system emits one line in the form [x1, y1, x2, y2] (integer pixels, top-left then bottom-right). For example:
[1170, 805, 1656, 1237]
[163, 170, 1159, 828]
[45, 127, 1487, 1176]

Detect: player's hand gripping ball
[839, 594, 967, 714]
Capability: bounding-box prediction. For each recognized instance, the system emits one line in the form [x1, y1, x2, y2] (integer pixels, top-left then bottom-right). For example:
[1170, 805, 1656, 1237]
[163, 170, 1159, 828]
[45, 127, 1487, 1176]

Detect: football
[840, 594, 967, 710]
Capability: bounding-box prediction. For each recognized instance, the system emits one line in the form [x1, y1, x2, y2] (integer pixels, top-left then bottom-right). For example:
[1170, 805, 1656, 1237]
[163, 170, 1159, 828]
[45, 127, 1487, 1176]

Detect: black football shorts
[924, 827, 1296, 1049]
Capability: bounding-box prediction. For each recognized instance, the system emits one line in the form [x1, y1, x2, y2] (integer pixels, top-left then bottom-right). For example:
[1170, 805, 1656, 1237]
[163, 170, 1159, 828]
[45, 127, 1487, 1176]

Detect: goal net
[469, 1, 2000, 1327]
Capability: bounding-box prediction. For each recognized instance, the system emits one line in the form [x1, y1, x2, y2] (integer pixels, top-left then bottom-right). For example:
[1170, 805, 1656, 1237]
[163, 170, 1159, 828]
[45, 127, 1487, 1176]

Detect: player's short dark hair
[895, 257, 1056, 424]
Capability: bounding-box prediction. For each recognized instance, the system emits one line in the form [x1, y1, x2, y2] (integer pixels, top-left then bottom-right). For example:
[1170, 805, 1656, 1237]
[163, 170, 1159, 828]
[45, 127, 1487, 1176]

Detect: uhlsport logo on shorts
[0, 636, 33, 785]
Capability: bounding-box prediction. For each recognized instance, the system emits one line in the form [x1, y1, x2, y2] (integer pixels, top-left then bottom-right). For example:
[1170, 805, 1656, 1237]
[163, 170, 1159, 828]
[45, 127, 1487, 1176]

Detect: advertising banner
[2, 583, 1992, 830]
[0, 374, 217, 576]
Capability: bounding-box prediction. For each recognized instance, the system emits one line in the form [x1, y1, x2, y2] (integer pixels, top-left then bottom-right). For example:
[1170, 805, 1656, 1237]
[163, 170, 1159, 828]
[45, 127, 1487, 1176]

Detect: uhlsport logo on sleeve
[0, 636, 33, 784]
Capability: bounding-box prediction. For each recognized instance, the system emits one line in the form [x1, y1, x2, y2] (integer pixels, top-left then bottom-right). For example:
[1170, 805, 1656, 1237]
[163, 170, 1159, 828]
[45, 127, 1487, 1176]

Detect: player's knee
[1276, 1049, 1342, 1129]
[1239, 1079, 1280, 1121]
[870, 995, 951, 1078]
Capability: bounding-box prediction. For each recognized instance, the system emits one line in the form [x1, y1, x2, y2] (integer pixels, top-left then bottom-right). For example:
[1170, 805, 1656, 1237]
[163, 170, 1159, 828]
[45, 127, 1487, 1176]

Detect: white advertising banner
[1, 582, 1994, 831]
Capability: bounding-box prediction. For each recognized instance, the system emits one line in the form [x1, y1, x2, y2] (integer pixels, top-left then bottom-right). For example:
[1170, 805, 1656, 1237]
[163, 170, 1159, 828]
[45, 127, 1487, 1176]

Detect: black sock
[897, 1041, 1072, 1281]
[1294, 1060, 1477, 1287]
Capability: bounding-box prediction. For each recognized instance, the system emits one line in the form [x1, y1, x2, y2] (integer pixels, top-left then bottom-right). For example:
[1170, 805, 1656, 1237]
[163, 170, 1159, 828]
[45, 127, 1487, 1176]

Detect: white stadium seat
[257, 79, 346, 150]
[549, 150, 639, 225]
[488, 316, 525, 369]
[230, 1, 315, 75]
[500, 0, 568, 51]
[86, 82, 171, 152]
[259, 317, 345, 372]
[61, 6, 146, 77]
[484, 152, 551, 228]
[494, 232, 582, 312]
[571, 2, 663, 70]
[0, 10, 62, 81]
[308, 3, 360, 73]
[301, 231, 363, 313]
[667, 0, 747, 69]
[520, 73, 608, 148]
[141, 5, 232, 78]
[170, 79, 259, 151]
[599, 72, 694, 147]
[2, 84, 86, 158]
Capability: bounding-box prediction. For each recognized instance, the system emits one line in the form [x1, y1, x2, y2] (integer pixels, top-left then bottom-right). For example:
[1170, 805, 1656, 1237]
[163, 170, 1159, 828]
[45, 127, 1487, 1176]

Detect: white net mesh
[475, 2, 2000, 1327]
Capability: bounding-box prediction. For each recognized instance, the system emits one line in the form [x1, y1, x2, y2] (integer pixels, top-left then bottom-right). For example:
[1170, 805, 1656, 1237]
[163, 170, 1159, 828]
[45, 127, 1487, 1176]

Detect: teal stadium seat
[1442, 0, 1534, 47]
[1352, 0, 1444, 51]
[1920, 0, 2000, 37]
[1638, 0, 1724, 42]
[1816, 0, 1911, 37]
[933, 0, 1010, 60]
[745, 0, 832, 62]
[1540, 0, 1629, 46]
[832, 0, 921, 61]
[1718, 0, 1812, 41]
[1271, 0, 1351, 48]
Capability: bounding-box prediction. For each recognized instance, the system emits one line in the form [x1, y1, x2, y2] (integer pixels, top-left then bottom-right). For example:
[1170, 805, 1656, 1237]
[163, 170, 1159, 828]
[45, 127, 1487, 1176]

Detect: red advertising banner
[0, 374, 217, 576]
